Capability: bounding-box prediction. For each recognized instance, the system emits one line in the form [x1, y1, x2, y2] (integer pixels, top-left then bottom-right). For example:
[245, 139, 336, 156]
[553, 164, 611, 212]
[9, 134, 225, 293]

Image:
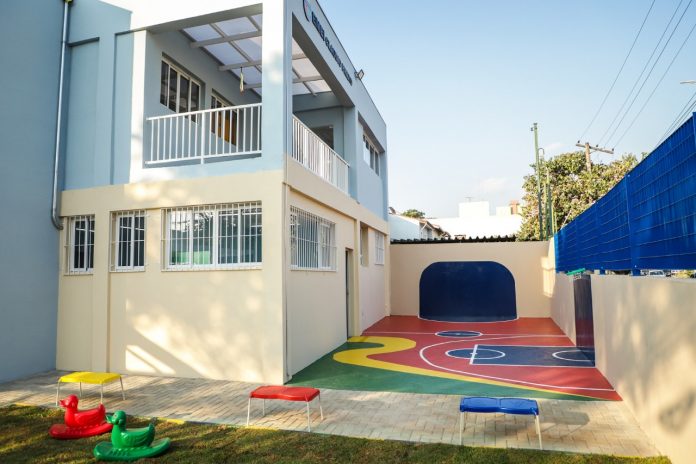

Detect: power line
[612, 20, 696, 148]
[605, 0, 694, 147]
[578, 0, 656, 141]
[652, 90, 696, 150]
[597, 0, 689, 146]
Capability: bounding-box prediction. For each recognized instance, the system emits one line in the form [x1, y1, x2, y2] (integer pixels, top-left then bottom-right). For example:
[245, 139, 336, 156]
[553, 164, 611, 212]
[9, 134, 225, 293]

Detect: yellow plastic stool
[56, 372, 125, 405]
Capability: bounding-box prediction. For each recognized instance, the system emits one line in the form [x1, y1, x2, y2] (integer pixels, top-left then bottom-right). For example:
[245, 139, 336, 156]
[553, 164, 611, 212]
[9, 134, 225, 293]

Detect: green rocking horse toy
[93, 411, 171, 461]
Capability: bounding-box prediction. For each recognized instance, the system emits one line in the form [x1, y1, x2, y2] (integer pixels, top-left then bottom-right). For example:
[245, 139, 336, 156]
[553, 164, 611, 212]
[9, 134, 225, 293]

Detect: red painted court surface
[362, 316, 620, 401]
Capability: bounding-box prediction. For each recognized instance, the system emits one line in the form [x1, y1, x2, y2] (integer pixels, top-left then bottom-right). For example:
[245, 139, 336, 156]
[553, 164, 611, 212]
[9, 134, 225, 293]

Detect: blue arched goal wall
[419, 261, 517, 322]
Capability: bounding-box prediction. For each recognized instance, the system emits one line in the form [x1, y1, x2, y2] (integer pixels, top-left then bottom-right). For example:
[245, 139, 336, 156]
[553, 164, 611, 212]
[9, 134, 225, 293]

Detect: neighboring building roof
[388, 209, 450, 239]
[391, 235, 516, 244]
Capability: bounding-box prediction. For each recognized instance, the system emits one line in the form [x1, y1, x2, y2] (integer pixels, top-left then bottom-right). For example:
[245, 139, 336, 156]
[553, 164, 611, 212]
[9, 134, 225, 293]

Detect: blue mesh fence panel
[556, 114, 696, 272]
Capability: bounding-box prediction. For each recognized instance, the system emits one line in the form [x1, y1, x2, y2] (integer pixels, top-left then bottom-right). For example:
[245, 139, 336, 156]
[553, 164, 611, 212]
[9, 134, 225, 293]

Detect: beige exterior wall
[590, 275, 696, 464]
[390, 241, 551, 318]
[358, 227, 387, 330]
[549, 245, 696, 464]
[57, 171, 287, 383]
[285, 161, 388, 376]
[550, 273, 576, 344]
[56, 276, 94, 370]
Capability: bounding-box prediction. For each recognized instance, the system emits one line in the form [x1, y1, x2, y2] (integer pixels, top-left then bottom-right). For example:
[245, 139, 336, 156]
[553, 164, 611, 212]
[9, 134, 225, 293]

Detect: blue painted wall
[0, 0, 62, 382]
[419, 261, 517, 322]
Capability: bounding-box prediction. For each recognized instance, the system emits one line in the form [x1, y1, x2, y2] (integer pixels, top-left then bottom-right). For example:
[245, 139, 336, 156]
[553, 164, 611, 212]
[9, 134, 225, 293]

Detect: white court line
[467, 344, 596, 369]
[552, 350, 594, 362]
[445, 347, 506, 361]
[469, 344, 479, 365]
[417, 339, 615, 392]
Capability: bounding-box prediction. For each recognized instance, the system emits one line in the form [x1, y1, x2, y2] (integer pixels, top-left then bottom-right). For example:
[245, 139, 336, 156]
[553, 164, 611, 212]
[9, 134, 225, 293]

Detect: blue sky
[320, 0, 696, 217]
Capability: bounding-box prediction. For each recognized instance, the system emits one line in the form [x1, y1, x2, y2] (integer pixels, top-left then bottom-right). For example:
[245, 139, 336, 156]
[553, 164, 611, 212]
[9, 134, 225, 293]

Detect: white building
[430, 200, 522, 239]
[388, 208, 449, 240]
[38, 0, 389, 385]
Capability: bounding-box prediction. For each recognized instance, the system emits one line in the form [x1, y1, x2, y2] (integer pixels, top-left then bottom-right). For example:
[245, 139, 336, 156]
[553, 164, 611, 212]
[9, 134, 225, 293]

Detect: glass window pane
[192, 212, 213, 265]
[73, 220, 86, 270]
[160, 61, 169, 106]
[168, 69, 178, 112]
[87, 218, 95, 270]
[134, 215, 145, 267]
[179, 75, 189, 113]
[118, 216, 132, 267]
[190, 82, 200, 122]
[169, 211, 190, 265]
[218, 211, 237, 264]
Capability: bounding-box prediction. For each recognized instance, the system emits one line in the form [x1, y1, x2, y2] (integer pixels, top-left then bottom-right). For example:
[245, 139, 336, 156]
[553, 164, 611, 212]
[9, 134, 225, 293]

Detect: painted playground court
[290, 316, 620, 401]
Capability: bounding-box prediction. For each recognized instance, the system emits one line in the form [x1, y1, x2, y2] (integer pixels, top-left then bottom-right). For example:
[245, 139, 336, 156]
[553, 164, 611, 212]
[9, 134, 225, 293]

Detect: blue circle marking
[447, 348, 505, 360]
[436, 330, 482, 338]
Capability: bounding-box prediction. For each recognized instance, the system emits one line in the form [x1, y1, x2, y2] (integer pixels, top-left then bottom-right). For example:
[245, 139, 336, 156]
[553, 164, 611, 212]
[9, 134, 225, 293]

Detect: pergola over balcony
[183, 15, 331, 96]
[145, 13, 348, 194]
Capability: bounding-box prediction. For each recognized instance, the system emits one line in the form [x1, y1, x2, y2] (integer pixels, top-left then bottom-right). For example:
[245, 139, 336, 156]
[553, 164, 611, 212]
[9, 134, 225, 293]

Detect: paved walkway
[0, 371, 660, 457]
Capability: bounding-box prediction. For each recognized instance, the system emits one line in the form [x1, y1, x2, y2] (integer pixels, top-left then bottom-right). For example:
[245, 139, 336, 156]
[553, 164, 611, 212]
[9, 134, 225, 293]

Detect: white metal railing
[292, 116, 349, 194]
[147, 103, 261, 165]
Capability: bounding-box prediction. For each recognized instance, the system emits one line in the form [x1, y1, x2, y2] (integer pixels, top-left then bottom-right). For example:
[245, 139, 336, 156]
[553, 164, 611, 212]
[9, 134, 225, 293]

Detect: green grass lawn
[0, 405, 670, 464]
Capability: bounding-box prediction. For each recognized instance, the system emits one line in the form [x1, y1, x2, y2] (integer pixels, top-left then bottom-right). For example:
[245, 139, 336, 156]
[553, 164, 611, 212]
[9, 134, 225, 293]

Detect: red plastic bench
[246, 386, 323, 431]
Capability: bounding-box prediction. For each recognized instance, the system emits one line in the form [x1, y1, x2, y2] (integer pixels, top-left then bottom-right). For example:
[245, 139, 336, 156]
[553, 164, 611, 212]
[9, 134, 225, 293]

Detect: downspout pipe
[51, 0, 72, 230]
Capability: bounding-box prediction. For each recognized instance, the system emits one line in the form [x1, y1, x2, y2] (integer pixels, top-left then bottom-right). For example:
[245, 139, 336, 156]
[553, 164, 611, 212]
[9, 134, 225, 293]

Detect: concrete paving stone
[0, 371, 662, 457]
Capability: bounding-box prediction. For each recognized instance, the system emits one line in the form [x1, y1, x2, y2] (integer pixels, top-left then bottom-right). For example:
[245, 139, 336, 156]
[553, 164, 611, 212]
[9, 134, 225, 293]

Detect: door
[345, 249, 353, 339]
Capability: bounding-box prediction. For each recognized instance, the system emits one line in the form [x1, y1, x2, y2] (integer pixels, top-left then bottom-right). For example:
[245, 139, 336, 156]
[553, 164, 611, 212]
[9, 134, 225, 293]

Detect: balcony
[291, 116, 349, 194]
[146, 107, 350, 195]
[146, 103, 262, 165]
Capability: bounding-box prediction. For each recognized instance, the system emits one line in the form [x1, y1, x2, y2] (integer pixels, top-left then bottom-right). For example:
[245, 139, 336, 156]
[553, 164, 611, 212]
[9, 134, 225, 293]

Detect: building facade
[51, 0, 389, 384]
[0, 0, 64, 383]
[388, 209, 449, 240]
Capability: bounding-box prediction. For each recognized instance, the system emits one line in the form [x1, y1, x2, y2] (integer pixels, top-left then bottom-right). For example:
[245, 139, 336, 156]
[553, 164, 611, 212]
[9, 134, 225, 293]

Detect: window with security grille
[111, 211, 146, 272]
[163, 202, 261, 270]
[290, 207, 336, 271]
[66, 215, 95, 274]
[375, 231, 385, 265]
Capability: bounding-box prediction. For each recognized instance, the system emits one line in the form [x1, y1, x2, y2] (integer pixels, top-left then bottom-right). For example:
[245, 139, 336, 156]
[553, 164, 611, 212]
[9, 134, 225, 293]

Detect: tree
[518, 151, 637, 241]
[402, 209, 426, 219]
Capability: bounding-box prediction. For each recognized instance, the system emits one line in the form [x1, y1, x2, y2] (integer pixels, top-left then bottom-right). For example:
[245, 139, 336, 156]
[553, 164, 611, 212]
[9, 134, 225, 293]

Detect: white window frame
[375, 230, 385, 265]
[162, 202, 262, 271]
[290, 207, 337, 271]
[362, 131, 381, 176]
[66, 215, 95, 275]
[111, 211, 146, 272]
[160, 58, 201, 117]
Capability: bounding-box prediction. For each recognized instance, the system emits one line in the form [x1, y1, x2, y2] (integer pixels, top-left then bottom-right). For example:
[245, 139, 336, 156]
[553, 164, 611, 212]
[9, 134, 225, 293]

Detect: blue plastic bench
[459, 397, 542, 449]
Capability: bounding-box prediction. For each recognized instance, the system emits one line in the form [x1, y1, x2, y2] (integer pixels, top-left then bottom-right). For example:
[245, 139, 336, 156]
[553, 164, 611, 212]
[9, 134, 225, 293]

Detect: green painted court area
[287, 342, 594, 401]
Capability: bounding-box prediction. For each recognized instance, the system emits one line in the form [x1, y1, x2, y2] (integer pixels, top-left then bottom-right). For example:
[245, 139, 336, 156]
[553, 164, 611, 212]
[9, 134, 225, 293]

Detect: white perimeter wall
[551, 273, 696, 464]
[390, 241, 552, 318]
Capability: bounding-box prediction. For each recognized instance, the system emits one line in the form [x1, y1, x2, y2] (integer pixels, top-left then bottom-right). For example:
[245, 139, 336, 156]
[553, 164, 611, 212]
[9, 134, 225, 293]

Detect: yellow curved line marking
[334, 336, 597, 399]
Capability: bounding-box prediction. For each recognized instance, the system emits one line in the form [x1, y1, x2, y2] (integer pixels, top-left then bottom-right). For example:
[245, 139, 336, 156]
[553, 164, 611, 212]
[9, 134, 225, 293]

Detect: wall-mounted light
[354, 69, 365, 80]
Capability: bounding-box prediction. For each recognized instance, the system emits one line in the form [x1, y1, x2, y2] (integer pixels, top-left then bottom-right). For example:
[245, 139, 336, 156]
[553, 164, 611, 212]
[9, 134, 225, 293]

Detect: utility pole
[531, 123, 544, 240]
[575, 141, 614, 172]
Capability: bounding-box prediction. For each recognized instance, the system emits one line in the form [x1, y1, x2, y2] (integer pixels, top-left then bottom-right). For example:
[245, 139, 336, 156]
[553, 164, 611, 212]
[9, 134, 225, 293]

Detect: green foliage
[401, 209, 426, 219]
[518, 151, 638, 241]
